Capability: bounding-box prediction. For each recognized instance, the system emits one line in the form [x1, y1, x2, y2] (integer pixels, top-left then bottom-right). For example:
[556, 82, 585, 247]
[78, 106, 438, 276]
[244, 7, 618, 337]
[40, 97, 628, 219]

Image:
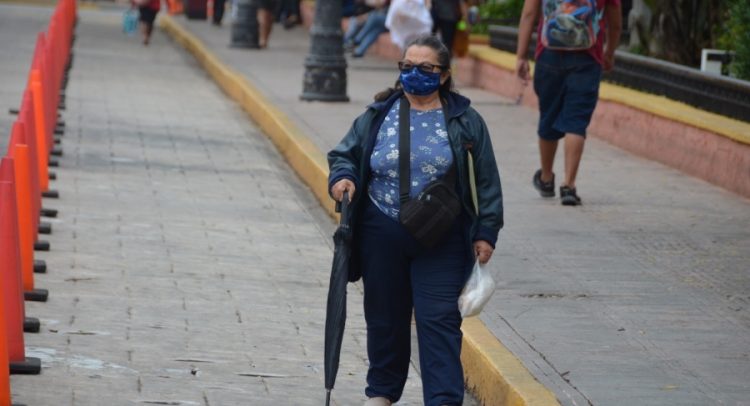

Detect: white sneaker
[363, 397, 392, 406]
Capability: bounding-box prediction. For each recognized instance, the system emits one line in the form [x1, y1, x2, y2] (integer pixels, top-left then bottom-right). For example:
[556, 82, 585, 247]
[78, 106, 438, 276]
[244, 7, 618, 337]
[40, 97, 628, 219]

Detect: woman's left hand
[474, 240, 494, 265]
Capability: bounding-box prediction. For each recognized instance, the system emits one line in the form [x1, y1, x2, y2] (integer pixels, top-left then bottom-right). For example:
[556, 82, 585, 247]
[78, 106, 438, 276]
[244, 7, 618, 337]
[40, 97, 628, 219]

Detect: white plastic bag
[458, 261, 496, 318]
[385, 0, 433, 50]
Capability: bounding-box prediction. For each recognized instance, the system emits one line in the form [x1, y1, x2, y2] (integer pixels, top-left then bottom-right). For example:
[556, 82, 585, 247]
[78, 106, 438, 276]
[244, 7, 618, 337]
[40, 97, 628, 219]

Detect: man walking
[515, 0, 621, 205]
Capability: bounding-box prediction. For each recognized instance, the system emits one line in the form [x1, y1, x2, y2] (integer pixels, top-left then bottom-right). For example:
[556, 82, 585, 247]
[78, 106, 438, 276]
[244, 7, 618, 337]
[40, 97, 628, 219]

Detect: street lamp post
[300, 0, 349, 102]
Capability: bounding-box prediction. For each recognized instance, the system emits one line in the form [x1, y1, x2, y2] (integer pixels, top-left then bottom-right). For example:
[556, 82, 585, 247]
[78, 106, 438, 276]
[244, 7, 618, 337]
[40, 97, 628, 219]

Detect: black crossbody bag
[398, 98, 462, 248]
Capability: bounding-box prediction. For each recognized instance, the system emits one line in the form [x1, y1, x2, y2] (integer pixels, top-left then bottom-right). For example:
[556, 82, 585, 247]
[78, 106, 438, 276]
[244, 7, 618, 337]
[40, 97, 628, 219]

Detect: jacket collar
[368, 89, 471, 119]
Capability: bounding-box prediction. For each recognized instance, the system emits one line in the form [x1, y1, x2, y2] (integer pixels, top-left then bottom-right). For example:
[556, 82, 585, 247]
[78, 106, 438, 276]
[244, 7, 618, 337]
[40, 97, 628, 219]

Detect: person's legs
[410, 224, 467, 406]
[213, 0, 226, 25]
[140, 22, 151, 45]
[435, 18, 457, 54]
[563, 134, 585, 188]
[358, 200, 416, 403]
[139, 7, 157, 45]
[532, 49, 566, 195]
[283, 0, 300, 28]
[258, 9, 272, 47]
[344, 16, 363, 46]
[258, 1, 277, 47]
[555, 54, 601, 194]
[353, 12, 377, 45]
[353, 11, 386, 57]
[539, 138, 558, 183]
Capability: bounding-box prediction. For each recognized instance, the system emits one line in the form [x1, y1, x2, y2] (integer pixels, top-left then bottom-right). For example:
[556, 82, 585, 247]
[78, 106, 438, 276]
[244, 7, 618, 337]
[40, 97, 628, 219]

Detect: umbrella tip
[325, 390, 332, 405]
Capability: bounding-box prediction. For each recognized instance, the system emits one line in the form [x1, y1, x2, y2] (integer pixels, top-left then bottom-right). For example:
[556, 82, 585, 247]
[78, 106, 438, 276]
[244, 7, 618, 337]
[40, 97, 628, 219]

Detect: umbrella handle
[335, 191, 350, 216]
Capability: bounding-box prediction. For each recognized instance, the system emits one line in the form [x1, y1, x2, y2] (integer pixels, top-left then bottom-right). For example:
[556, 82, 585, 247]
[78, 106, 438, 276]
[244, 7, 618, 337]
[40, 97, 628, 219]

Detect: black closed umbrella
[324, 192, 352, 405]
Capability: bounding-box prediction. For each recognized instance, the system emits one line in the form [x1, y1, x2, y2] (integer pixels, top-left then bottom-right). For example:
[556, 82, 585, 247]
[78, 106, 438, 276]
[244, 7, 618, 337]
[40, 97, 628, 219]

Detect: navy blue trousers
[358, 198, 468, 406]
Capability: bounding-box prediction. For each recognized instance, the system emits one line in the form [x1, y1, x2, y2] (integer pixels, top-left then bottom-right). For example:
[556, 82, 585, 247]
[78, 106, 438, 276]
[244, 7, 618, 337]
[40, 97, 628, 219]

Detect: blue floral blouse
[368, 99, 453, 220]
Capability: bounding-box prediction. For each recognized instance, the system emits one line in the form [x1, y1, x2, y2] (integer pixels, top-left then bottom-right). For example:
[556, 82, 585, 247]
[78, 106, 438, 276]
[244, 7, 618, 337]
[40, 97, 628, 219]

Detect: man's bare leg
[563, 133, 585, 188]
[258, 8, 273, 48]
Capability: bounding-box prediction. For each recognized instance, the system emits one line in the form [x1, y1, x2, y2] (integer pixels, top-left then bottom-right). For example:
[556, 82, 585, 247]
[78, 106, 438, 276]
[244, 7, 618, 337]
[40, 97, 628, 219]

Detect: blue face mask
[400, 67, 442, 96]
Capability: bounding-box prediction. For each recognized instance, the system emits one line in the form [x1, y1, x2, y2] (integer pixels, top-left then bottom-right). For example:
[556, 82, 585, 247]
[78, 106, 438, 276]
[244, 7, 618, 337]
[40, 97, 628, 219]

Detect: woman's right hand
[331, 179, 356, 202]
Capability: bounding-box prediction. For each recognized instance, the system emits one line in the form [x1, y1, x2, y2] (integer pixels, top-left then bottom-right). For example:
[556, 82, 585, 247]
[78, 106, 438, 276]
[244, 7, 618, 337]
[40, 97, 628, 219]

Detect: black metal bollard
[230, 0, 260, 49]
[300, 0, 349, 101]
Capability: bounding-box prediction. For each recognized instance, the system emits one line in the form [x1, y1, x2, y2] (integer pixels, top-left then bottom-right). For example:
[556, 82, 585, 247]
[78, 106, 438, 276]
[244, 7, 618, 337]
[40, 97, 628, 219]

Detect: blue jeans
[353, 10, 387, 57]
[343, 16, 361, 45]
[358, 198, 467, 406]
[533, 49, 602, 140]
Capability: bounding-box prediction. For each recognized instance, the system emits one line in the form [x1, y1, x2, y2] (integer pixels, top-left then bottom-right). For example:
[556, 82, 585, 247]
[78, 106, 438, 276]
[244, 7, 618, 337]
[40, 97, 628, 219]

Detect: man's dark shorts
[138, 6, 158, 25]
[533, 49, 602, 140]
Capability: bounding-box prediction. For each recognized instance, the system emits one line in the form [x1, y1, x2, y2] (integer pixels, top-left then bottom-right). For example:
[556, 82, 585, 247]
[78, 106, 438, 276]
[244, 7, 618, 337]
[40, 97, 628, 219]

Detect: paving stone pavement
[2, 6, 428, 405]
[169, 15, 750, 406]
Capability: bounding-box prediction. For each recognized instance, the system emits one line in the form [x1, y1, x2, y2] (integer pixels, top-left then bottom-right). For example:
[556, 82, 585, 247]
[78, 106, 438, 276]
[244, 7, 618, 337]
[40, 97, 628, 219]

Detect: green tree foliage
[718, 0, 750, 80]
[647, 0, 725, 66]
[473, 0, 524, 34]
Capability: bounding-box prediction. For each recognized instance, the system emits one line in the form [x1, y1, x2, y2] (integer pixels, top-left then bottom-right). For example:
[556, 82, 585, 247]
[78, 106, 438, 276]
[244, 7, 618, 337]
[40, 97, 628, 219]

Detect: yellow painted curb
[468, 45, 750, 146]
[463, 318, 561, 406]
[160, 15, 560, 406]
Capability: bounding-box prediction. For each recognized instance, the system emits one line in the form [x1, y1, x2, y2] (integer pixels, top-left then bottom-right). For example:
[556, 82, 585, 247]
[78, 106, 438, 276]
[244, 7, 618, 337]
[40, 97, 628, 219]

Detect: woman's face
[402, 45, 450, 85]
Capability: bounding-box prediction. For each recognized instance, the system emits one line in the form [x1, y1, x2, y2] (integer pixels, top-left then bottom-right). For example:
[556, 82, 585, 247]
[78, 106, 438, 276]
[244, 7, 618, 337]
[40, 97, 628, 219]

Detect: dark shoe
[283, 15, 299, 29]
[560, 186, 582, 206]
[533, 169, 555, 197]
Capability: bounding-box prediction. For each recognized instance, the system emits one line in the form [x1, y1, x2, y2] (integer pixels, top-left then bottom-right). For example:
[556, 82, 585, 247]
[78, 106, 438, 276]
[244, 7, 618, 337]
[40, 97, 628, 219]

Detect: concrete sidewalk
[164, 13, 750, 406]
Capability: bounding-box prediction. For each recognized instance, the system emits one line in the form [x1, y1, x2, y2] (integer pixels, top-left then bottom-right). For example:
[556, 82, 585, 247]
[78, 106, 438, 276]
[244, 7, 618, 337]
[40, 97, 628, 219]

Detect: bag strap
[400, 97, 462, 204]
[467, 150, 478, 215]
[398, 97, 411, 204]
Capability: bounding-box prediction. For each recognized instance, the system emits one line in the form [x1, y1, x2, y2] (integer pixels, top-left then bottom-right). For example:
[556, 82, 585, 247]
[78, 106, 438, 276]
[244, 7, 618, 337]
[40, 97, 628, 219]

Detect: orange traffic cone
[0, 276, 17, 406]
[19, 96, 43, 230]
[8, 124, 47, 307]
[25, 86, 58, 220]
[167, 0, 184, 15]
[0, 249, 26, 406]
[0, 246, 12, 406]
[17, 104, 50, 277]
[28, 70, 50, 194]
[0, 160, 41, 375]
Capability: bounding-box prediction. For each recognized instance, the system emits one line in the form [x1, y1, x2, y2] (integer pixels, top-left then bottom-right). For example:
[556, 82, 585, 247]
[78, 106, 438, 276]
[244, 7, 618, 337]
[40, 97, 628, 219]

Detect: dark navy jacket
[327, 90, 503, 280]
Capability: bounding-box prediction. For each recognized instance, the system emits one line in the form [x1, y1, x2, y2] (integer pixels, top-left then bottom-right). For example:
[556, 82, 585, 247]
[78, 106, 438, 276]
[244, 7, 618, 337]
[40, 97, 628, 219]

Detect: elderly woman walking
[328, 34, 503, 406]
